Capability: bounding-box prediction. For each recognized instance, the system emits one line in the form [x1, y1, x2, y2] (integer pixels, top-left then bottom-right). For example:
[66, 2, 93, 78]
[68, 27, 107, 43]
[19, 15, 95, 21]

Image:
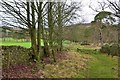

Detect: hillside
[63, 23, 119, 44]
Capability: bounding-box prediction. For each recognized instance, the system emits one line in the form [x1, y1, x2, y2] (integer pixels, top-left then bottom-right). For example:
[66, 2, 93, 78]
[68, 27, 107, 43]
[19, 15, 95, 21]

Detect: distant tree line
[63, 23, 119, 45]
[0, 26, 30, 41]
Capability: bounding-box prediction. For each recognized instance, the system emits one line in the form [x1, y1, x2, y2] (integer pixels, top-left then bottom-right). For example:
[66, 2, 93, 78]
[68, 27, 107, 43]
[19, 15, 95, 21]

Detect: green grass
[1, 41, 31, 48]
[0, 38, 118, 78]
[64, 42, 118, 78]
[0, 38, 71, 48]
[78, 53, 118, 78]
[0, 38, 44, 48]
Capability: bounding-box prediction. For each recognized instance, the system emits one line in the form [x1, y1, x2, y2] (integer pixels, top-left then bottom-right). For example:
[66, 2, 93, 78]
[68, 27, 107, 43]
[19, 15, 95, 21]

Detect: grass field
[87, 53, 118, 78]
[0, 38, 44, 48]
[64, 43, 118, 78]
[78, 53, 118, 78]
[0, 38, 118, 78]
[0, 38, 72, 48]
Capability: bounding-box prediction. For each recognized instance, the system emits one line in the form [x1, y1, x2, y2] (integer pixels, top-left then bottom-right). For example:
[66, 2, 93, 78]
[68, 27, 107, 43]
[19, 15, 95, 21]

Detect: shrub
[77, 48, 98, 54]
[80, 41, 90, 45]
[109, 44, 120, 57]
[100, 44, 110, 55]
[1, 46, 31, 68]
[100, 44, 120, 57]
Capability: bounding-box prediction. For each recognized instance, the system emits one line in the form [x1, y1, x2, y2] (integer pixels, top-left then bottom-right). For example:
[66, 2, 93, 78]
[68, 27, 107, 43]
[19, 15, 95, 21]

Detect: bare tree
[53, 1, 82, 51]
[107, 0, 120, 18]
[0, 0, 82, 62]
[107, 0, 120, 44]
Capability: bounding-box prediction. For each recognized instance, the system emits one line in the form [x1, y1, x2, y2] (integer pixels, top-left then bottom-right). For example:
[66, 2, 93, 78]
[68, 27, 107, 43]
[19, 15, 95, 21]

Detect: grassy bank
[78, 53, 118, 78]
[64, 42, 118, 78]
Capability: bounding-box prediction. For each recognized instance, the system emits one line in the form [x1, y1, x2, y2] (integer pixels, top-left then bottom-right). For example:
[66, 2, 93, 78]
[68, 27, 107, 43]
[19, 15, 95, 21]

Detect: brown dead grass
[43, 51, 92, 78]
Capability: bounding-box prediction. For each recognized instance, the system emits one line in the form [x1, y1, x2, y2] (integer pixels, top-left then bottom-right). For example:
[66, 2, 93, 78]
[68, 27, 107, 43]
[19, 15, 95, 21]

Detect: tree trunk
[99, 22, 103, 46]
[58, 2, 63, 51]
[118, 23, 120, 44]
[37, 2, 42, 60]
[47, 2, 56, 61]
[31, 1, 37, 60]
[48, 2, 53, 48]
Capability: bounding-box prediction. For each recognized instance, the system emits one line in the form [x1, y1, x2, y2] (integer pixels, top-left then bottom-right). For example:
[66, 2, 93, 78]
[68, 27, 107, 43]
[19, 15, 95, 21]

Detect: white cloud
[76, 0, 113, 23]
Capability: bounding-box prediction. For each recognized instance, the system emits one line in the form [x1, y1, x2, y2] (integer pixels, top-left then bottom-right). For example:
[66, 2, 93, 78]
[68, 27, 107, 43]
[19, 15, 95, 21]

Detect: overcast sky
[0, 0, 116, 26]
[79, 0, 112, 23]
